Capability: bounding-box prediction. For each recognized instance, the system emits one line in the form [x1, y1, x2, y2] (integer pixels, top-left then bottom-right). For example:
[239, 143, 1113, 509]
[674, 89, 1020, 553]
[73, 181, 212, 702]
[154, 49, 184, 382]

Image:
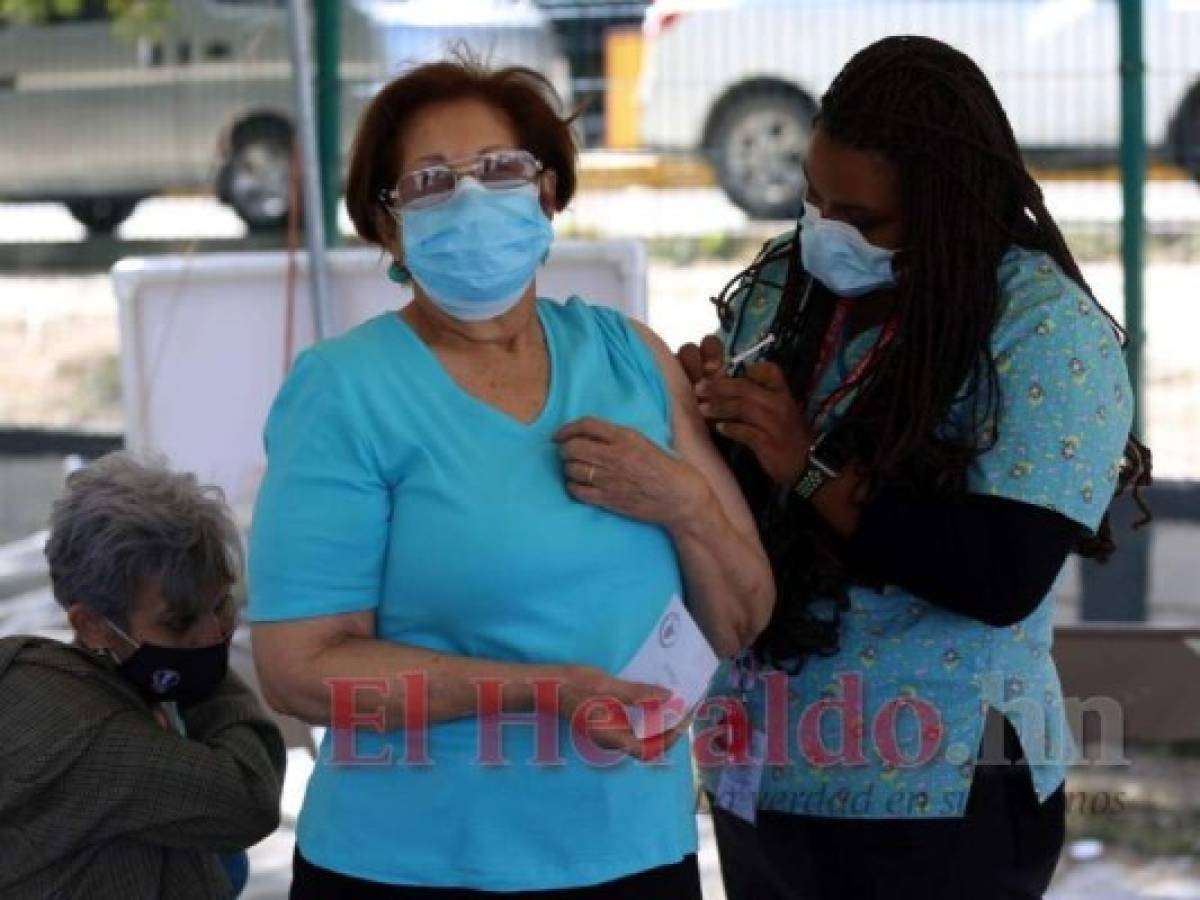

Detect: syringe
[724, 334, 777, 375]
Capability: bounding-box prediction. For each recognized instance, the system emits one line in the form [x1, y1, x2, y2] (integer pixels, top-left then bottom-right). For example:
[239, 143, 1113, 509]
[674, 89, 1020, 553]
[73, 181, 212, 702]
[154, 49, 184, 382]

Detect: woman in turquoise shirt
[247, 57, 774, 898]
[678, 36, 1151, 899]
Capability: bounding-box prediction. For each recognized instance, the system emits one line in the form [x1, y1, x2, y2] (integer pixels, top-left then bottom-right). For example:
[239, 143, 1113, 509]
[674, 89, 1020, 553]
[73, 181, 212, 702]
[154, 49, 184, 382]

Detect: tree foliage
[0, 0, 172, 38]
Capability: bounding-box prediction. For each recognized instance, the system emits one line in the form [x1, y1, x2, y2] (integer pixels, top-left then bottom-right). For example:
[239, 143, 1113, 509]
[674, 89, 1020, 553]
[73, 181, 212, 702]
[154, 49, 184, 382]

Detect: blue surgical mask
[400, 180, 554, 322]
[799, 201, 897, 298]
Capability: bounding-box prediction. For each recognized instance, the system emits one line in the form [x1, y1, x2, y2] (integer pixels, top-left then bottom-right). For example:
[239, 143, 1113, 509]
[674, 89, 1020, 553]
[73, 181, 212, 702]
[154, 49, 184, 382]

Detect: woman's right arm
[252, 613, 677, 756]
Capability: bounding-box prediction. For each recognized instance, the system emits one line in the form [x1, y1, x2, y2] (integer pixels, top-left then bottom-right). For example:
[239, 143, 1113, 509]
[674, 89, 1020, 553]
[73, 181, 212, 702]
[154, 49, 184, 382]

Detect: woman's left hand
[554, 417, 710, 529]
[695, 361, 813, 487]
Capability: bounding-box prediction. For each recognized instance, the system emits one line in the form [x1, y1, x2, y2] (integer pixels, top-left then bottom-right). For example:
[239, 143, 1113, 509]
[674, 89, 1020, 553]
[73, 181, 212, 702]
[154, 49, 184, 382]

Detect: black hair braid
[713, 236, 857, 669]
[736, 36, 1153, 669]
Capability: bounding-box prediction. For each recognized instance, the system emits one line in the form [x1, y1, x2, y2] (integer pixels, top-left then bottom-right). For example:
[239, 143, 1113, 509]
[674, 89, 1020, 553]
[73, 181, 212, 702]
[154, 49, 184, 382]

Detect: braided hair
[716, 35, 1153, 670]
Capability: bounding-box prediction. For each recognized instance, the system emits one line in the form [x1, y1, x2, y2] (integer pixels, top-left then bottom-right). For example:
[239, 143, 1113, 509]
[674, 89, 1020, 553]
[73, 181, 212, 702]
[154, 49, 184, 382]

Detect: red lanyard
[806, 299, 896, 429]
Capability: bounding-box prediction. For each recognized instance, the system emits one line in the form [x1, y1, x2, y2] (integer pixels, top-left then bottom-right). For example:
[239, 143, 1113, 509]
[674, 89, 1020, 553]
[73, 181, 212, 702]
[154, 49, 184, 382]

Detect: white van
[0, 0, 570, 232]
[639, 0, 1200, 218]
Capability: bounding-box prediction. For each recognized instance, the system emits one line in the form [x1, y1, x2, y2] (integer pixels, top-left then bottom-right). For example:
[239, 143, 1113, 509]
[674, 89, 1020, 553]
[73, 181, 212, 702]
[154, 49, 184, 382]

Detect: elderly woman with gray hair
[0, 451, 286, 900]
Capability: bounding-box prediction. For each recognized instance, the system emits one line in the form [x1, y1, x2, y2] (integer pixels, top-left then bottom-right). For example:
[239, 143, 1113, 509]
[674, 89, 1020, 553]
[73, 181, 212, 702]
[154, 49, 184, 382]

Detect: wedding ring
[586, 463, 597, 486]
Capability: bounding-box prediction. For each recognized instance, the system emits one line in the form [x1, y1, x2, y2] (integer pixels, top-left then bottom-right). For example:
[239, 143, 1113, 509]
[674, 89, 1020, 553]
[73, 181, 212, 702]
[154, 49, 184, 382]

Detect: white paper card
[714, 729, 767, 825]
[617, 594, 720, 739]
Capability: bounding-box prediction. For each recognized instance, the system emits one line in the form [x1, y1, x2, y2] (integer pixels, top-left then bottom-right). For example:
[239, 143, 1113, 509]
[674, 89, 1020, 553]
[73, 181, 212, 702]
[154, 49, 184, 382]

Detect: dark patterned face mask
[105, 619, 230, 705]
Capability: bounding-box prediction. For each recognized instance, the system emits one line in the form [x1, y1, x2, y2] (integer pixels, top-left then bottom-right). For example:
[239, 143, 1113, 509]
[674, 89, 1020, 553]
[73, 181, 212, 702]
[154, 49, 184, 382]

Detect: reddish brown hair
[346, 53, 578, 246]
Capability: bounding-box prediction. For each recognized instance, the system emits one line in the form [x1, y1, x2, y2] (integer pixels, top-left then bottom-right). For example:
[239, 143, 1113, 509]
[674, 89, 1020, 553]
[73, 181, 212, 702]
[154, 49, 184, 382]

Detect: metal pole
[1081, 0, 1150, 623]
[286, 0, 335, 340]
[314, 0, 341, 247]
[1119, 0, 1146, 438]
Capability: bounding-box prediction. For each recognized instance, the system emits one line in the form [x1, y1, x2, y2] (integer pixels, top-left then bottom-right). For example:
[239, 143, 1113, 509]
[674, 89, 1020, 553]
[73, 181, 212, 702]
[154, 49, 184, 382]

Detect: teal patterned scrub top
[699, 238, 1133, 819]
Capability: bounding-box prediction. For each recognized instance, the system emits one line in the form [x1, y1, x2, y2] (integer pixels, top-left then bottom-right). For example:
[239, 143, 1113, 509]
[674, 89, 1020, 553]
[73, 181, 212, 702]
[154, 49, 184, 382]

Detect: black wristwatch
[789, 433, 845, 502]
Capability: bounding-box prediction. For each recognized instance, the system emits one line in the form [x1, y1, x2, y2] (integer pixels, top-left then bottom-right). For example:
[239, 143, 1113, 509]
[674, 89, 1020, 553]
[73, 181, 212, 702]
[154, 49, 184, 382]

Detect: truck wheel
[65, 196, 140, 234]
[223, 119, 293, 232]
[1168, 84, 1200, 181]
[709, 90, 813, 221]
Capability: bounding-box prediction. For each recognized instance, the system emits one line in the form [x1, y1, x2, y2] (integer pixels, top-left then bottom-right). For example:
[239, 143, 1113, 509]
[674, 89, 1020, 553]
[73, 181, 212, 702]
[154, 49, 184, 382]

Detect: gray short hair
[44, 451, 244, 630]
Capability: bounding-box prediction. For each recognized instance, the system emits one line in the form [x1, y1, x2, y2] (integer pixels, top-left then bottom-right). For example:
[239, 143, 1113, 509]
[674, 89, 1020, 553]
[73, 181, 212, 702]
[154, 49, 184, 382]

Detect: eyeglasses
[380, 149, 544, 212]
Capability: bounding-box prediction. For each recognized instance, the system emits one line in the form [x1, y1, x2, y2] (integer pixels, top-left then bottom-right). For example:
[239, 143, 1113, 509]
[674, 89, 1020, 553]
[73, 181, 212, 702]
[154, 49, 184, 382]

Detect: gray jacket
[0, 636, 286, 899]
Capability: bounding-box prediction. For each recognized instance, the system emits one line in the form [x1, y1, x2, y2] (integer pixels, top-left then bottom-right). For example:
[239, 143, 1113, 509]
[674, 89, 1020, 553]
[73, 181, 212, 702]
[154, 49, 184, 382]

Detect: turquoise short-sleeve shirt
[701, 243, 1132, 819]
[249, 298, 697, 889]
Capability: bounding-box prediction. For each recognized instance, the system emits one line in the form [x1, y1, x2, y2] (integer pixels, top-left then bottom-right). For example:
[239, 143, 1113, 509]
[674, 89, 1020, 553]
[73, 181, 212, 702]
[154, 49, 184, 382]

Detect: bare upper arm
[629, 319, 760, 543]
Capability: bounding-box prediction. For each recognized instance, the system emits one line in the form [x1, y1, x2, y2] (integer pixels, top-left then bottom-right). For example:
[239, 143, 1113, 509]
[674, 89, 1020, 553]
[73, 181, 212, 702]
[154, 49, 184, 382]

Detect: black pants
[290, 850, 702, 900]
[711, 717, 1066, 900]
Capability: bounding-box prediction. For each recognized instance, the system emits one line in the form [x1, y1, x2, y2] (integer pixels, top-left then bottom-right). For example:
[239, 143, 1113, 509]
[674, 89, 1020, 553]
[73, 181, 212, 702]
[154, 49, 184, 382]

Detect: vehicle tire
[65, 196, 140, 234]
[709, 89, 814, 221]
[1168, 84, 1200, 182]
[223, 118, 293, 232]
